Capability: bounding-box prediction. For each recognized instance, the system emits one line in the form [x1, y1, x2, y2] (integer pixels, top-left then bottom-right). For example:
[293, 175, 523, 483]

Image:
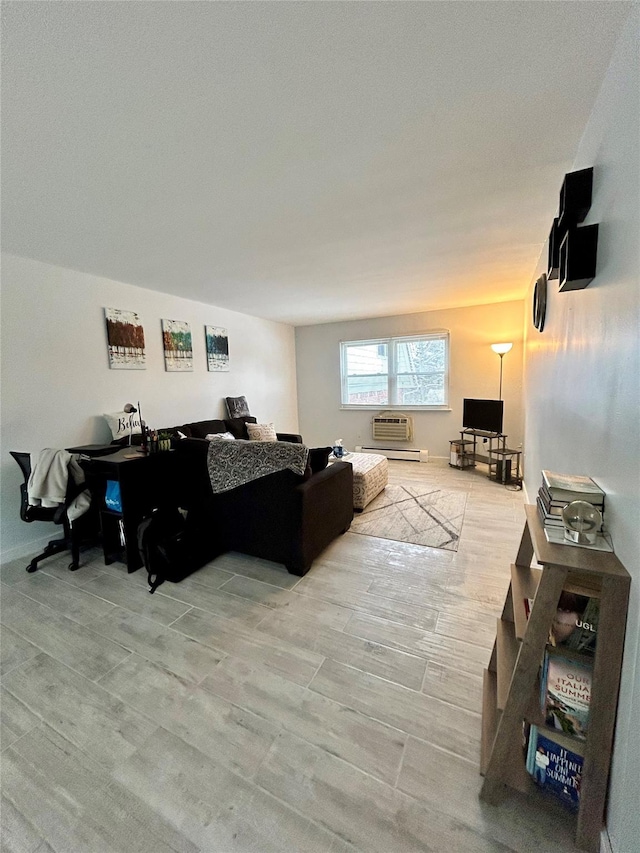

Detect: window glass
[341, 334, 448, 408]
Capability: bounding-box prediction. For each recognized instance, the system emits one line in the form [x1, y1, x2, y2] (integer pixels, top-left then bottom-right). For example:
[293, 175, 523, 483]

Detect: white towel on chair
[28, 448, 71, 507]
[28, 448, 91, 522]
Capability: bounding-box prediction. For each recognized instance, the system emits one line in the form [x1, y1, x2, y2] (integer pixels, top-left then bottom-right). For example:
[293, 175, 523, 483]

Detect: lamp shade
[491, 343, 513, 355]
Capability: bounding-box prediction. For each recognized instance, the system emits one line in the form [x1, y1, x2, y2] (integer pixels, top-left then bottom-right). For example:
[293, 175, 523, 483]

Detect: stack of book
[522, 600, 597, 811]
[536, 469, 605, 533]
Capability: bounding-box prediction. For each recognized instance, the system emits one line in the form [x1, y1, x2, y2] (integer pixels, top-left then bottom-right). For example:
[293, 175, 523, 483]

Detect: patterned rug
[350, 481, 467, 551]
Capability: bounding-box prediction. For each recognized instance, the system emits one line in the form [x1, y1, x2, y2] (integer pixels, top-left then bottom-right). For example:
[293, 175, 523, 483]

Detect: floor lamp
[491, 343, 513, 400]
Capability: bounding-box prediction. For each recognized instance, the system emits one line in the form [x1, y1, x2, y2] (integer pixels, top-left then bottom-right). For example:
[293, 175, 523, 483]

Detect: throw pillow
[103, 410, 142, 441]
[246, 422, 277, 442]
[309, 446, 332, 474]
[206, 432, 235, 441]
[225, 396, 250, 419]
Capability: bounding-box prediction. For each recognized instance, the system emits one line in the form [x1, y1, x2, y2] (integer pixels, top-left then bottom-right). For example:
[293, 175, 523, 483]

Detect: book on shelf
[549, 591, 599, 655]
[541, 470, 605, 505]
[525, 725, 583, 811]
[539, 484, 604, 513]
[536, 497, 566, 528]
[537, 492, 566, 516]
[522, 592, 598, 656]
[541, 651, 592, 740]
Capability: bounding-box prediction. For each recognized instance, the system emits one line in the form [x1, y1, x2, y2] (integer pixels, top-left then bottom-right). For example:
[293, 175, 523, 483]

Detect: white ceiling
[1, 2, 632, 326]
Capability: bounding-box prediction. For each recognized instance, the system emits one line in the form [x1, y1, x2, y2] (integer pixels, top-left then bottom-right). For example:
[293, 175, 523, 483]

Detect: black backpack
[137, 506, 199, 593]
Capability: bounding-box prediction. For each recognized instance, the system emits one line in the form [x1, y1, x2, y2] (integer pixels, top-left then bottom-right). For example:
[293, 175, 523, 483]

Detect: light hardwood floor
[1, 459, 582, 852]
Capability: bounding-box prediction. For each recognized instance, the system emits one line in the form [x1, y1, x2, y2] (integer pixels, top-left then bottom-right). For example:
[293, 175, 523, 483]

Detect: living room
[1, 3, 638, 853]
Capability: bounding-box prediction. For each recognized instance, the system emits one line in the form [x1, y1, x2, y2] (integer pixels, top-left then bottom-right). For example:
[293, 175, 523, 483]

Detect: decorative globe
[562, 500, 603, 545]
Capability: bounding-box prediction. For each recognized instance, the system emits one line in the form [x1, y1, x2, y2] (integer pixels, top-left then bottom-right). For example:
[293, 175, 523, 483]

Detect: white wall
[295, 301, 524, 458]
[0, 253, 298, 560]
[523, 9, 639, 851]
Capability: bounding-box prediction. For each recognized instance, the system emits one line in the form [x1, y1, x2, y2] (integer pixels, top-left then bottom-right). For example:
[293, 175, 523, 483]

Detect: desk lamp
[123, 403, 137, 445]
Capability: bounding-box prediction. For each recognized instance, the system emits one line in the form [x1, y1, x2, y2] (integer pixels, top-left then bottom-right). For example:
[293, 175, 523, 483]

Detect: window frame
[340, 332, 450, 410]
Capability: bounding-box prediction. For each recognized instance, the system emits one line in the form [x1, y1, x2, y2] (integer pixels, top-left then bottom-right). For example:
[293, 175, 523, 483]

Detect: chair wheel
[26, 562, 38, 573]
[68, 561, 80, 572]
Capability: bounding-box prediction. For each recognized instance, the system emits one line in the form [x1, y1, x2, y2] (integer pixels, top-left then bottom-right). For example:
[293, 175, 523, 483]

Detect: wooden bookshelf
[480, 506, 631, 853]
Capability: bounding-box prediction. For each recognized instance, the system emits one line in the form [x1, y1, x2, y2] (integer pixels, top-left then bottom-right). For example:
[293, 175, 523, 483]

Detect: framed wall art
[205, 325, 229, 371]
[162, 319, 193, 372]
[104, 307, 146, 369]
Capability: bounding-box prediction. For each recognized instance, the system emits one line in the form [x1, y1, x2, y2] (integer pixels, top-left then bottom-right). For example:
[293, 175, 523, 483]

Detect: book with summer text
[541, 652, 592, 740]
[526, 725, 583, 811]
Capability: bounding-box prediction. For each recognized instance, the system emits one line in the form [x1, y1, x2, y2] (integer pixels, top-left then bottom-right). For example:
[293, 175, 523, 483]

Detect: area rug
[350, 482, 467, 551]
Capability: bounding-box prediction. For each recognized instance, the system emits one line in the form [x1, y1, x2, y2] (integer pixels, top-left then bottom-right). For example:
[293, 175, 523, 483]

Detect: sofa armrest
[276, 432, 303, 444]
[290, 461, 354, 574]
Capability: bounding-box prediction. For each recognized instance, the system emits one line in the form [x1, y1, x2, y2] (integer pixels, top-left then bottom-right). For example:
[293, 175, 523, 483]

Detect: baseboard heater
[355, 446, 429, 463]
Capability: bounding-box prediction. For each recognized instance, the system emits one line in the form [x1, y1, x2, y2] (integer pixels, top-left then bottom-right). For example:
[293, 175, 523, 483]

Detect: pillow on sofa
[246, 422, 277, 442]
[103, 410, 142, 441]
[309, 446, 332, 474]
[206, 432, 235, 441]
[224, 416, 257, 439]
[225, 396, 250, 418]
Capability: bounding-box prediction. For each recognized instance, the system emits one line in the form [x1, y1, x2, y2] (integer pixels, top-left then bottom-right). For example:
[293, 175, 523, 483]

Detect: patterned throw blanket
[207, 439, 309, 494]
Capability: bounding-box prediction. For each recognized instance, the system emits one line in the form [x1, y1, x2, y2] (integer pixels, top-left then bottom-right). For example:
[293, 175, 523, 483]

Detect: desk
[81, 448, 178, 572]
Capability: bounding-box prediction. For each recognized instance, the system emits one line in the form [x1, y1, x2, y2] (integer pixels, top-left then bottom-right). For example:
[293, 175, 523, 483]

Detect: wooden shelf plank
[480, 668, 498, 776]
[576, 572, 631, 852]
[496, 618, 519, 710]
[510, 564, 542, 640]
[481, 563, 568, 806]
[525, 505, 629, 578]
[564, 571, 602, 598]
[481, 667, 531, 793]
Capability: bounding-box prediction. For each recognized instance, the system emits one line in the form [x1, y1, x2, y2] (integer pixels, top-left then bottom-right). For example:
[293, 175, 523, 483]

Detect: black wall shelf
[547, 217, 561, 280]
[558, 167, 593, 229]
[540, 167, 599, 300]
[559, 224, 599, 291]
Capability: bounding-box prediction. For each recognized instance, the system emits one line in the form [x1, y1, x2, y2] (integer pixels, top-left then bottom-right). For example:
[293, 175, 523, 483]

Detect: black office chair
[10, 451, 93, 573]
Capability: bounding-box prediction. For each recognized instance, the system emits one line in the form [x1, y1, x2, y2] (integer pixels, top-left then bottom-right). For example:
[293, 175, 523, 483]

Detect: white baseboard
[355, 446, 429, 463]
[600, 828, 613, 853]
[0, 533, 54, 566]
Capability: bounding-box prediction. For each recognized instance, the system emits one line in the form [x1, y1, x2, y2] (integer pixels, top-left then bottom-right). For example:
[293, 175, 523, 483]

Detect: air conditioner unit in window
[371, 412, 413, 442]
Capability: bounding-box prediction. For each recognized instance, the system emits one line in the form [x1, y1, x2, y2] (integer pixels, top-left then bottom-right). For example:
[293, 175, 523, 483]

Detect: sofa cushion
[224, 416, 257, 439]
[187, 419, 227, 439]
[246, 422, 277, 442]
[309, 446, 332, 474]
[160, 425, 191, 439]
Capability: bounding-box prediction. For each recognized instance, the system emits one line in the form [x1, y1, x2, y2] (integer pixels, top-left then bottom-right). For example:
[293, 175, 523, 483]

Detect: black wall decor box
[547, 217, 561, 279]
[558, 167, 593, 228]
[559, 224, 599, 291]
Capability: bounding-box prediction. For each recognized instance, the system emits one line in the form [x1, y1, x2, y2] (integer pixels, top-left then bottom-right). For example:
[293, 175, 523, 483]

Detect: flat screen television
[463, 398, 504, 434]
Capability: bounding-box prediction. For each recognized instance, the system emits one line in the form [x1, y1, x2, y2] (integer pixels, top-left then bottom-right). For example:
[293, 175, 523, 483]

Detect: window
[340, 332, 449, 408]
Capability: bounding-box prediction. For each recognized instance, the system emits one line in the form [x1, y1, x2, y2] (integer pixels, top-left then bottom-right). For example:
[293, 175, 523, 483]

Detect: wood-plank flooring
[0, 460, 582, 852]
